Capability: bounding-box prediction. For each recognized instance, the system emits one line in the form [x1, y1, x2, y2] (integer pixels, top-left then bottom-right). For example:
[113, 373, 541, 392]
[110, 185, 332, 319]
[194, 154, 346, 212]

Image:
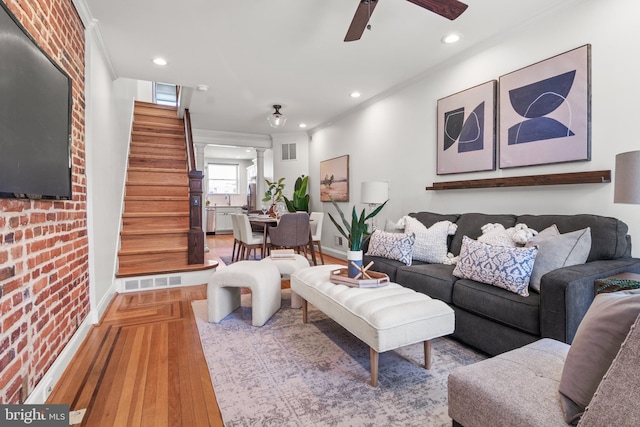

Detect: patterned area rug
[192, 290, 485, 426]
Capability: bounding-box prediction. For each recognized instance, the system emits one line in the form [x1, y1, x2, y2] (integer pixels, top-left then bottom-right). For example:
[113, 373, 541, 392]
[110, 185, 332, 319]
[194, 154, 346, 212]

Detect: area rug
[192, 290, 485, 426]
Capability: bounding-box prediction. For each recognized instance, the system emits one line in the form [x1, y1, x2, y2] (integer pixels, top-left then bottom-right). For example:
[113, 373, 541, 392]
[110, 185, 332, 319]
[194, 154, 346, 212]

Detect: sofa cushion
[525, 227, 591, 293]
[362, 255, 427, 283]
[448, 338, 568, 427]
[408, 211, 460, 228]
[365, 230, 415, 266]
[453, 236, 538, 297]
[452, 278, 541, 335]
[404, 217, 457, 263]
[450, 213, 517, 255]
[396, 263, 457, 304]
[558, 290, 640, 424]
[517, 214, 629, 261]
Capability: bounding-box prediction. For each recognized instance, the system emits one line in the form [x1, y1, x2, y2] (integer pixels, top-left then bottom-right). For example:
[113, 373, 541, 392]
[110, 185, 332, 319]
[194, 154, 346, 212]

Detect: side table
[594, 272, 640, 294]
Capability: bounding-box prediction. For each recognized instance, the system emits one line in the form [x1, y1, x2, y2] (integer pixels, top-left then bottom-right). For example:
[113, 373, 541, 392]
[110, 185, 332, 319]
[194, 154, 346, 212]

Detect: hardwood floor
[47, 234, 345, 426]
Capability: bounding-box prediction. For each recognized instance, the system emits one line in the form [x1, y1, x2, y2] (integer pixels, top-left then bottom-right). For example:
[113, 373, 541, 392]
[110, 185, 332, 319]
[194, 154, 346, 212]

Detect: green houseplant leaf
[327, 197, 388, 251]
[284, 175, 310, 213]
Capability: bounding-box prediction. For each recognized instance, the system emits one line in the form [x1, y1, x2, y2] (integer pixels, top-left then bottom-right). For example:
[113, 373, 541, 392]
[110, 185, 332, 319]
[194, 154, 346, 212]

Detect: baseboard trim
[26, 315, 94, 404]
[114, 268, 216, 293]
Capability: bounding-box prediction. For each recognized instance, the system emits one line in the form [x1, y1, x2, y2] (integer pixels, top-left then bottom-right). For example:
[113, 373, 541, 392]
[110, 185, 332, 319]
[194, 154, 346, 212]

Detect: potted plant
[328, 197, 388, 278]
[262, 177, 285, 217]
[284, 175, 310, 213]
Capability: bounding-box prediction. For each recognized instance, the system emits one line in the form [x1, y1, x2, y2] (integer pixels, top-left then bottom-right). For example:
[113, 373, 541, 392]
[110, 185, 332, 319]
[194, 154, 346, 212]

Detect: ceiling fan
[344, 0, 468, 42]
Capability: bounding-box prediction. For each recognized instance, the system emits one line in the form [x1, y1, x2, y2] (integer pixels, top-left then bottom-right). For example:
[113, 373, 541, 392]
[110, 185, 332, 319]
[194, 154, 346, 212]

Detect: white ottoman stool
[207, 261, 281, 326]
[261, 254, 310, 309]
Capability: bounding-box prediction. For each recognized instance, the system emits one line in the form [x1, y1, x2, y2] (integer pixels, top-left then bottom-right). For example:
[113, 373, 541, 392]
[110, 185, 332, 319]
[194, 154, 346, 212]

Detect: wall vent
[282, 143, 297, 161]
[169, 276, 182, 286]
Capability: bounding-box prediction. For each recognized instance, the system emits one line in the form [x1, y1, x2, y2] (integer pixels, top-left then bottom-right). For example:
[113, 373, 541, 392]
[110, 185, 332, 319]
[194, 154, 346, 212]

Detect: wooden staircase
[117, 101, 210, 278]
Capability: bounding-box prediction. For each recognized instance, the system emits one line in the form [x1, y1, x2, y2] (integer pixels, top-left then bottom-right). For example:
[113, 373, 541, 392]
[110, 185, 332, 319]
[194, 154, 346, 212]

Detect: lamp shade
[361, 181, 389, 205]
[267, 104, 287, 128]
[614, 150, 640, 204]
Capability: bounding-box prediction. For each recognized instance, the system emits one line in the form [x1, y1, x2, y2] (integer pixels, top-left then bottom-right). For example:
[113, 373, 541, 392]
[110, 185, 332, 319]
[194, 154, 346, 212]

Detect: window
[153, 82, 177, 106]
[282, 143, 297, 161]
[208, 164, 239, 194]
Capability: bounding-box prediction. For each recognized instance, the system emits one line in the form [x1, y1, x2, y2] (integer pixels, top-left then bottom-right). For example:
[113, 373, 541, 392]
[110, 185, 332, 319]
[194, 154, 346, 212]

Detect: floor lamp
[614, 151, 640, 204]
[361, 181, 389, 232]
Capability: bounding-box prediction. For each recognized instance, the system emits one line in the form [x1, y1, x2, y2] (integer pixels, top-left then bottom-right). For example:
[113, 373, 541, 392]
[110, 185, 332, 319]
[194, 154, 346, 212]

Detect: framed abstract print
[499, 44, 591, 169]
[437, 80, 497, 175]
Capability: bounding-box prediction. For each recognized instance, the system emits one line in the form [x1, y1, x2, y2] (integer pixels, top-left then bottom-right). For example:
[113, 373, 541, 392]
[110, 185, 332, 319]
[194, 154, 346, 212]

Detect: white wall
[85, 30, 138, 322]
[272, 132, 311, 201]
[311, 0, 640, 257]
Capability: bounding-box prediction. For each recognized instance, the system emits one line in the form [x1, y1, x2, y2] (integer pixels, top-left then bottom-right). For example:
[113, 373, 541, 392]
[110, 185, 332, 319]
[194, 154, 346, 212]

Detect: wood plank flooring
[47, 234, 345, 426]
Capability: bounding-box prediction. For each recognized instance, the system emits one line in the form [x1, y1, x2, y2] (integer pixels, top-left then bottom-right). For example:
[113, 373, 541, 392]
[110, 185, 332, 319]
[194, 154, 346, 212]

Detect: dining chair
[309, 212, 325, 265]
[238, 214, 265, 260]
[230, 213, 242, 262]
[267, 212, 311, 256]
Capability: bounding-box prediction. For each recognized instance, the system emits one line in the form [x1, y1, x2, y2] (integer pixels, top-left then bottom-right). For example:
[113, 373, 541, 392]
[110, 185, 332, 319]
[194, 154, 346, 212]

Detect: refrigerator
[247, 182, 257, 211]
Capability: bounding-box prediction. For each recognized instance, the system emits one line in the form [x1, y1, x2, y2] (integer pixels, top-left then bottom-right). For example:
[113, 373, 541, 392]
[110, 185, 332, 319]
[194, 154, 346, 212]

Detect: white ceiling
[83, 0, 576, 139]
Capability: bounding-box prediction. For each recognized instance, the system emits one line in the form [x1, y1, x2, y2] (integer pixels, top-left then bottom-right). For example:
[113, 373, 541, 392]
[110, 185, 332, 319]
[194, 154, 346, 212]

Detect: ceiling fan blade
[344, 0, 379, 42]
[405, 0, 468, 20]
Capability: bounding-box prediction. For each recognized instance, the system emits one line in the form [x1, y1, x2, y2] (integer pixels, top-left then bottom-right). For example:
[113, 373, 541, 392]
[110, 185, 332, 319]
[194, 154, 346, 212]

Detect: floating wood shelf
[426, 170, 611, 191]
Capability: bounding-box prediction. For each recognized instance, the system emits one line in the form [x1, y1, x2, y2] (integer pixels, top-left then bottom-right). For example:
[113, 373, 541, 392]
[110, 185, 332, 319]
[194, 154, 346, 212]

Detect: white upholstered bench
[207, 261, 281, 327]
[290, 264, 455, 386]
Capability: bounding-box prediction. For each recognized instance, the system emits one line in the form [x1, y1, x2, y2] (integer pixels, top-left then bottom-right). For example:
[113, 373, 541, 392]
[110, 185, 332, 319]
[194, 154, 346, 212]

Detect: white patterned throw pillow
[365, 230, 416, 266]
[403, 216, 457, 263]
[453, 236, 538, 297]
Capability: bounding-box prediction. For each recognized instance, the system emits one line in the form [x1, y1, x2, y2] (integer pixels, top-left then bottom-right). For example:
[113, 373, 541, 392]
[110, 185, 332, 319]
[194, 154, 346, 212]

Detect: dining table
[249, 215, 317, 265]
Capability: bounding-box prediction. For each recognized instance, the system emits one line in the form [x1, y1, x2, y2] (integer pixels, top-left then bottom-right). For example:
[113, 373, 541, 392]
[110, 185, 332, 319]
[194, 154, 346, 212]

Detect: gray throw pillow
[558, 290, 640, 425]
[525, 226, 591, 292]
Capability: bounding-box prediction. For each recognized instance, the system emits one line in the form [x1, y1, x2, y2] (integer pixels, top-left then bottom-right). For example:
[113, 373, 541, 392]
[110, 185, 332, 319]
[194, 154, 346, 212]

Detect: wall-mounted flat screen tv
[0, 2, 73, 200]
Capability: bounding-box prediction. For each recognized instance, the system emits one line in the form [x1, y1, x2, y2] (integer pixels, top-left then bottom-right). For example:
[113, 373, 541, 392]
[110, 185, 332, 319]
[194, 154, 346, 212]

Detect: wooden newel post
[188, 170, 205, 264]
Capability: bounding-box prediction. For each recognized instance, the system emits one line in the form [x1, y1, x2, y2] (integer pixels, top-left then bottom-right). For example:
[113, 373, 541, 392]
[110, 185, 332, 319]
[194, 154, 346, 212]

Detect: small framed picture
[320, 155, 349, 202]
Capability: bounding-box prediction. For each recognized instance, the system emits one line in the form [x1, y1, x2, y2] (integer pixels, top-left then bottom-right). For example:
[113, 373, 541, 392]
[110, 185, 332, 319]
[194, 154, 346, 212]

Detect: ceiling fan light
[267, 105, 287, 128]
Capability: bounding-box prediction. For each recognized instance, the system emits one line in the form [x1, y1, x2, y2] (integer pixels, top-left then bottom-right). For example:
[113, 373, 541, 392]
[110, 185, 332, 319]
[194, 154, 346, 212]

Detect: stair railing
[184, 108, 205, 264]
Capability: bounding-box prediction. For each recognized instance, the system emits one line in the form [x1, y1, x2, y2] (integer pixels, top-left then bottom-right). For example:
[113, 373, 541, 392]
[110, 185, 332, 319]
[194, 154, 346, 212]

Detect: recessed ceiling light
[441, 33, 461, 44]
[299, 123, 307, 129]
[350, 92, 361, 98]
[153, 57, 168, 66]
[197, 84, 209, 91]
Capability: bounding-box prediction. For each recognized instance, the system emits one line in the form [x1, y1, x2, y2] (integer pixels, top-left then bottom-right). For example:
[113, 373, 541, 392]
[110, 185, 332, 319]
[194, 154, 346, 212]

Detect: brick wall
[0, 0, 87, 403]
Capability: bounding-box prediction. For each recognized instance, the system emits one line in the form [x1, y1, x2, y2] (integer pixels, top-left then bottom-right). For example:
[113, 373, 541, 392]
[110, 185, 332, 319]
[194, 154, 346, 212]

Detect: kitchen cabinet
[215, 206, 242, 234]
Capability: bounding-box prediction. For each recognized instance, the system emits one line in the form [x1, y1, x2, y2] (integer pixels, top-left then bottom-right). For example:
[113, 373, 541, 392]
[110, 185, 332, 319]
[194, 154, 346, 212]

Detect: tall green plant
[328, 197, 388, 251]
[284, 175, 310, 213]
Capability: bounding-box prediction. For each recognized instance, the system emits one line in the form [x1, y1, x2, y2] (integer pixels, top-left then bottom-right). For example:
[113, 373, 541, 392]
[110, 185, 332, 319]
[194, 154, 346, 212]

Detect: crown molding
[193, 129, 272, 149]
[72, 0, 118, 80]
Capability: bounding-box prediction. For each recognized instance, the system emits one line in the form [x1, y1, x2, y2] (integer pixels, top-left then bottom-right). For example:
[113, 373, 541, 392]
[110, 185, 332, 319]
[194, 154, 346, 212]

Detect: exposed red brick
[0, 0, 86, 402]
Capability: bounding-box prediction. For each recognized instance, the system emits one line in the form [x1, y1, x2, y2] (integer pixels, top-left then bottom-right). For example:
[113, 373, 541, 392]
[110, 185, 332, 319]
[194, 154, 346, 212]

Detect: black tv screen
[0, 2, 72, 200]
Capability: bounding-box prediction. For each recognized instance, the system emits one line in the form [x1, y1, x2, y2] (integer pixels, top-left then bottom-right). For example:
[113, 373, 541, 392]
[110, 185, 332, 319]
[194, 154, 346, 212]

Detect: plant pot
[347, 250, 363, 279]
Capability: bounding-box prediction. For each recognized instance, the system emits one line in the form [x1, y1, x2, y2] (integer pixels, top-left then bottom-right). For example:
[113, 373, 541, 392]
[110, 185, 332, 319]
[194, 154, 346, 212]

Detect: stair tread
[125, 182, 187, 187]
[122, 212, 190, 218]
[131, 130, 185, 139]
[124, 196, 190, 201]
[121, 228, 189, 236]
[116, 260, 218, 278]
[128, 167, 187, 173]
[118, 247, 188, 256]
[134, 121, 182, 128]
[129, 153, 187, 160]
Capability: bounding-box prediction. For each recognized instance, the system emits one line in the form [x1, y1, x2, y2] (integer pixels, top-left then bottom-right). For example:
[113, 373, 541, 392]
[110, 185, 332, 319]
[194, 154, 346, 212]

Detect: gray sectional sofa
[362, 212, 640, 356]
